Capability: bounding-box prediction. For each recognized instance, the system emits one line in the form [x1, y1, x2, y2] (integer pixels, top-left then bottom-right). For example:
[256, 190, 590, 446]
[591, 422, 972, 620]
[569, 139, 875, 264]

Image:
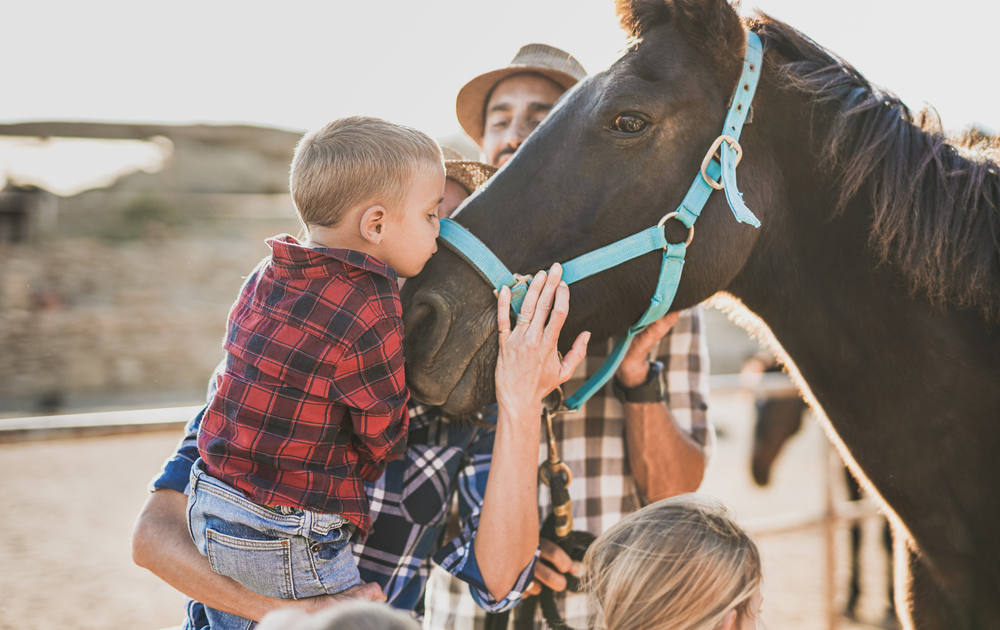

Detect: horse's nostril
[403, 291, 453, 367]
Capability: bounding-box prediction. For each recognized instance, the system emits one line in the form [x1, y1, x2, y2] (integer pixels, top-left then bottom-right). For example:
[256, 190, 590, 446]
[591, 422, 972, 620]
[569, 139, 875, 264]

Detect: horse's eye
[611, 114, 647, 134]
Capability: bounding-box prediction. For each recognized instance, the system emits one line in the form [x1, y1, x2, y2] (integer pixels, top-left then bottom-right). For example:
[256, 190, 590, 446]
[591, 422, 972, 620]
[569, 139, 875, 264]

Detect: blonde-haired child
[187, 116, 444, 630]
[583, 494, 762, 630]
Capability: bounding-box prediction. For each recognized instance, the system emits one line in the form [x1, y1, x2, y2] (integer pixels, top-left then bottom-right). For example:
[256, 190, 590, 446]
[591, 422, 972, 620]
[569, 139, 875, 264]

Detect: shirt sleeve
[333, 314, 410, 481]
[147, 359, 223, 494]
[147, 407, 204, 493]
[432, 426, 538, 613]
[657, 305, 714, 460]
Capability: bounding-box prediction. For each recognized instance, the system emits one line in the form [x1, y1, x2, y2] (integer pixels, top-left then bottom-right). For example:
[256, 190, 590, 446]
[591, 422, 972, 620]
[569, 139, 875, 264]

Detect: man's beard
[493, 147, 516, 167]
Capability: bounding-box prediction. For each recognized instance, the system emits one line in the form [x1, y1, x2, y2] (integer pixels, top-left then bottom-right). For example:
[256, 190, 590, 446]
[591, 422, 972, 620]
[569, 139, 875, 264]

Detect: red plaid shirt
[198, 235, 409, 535]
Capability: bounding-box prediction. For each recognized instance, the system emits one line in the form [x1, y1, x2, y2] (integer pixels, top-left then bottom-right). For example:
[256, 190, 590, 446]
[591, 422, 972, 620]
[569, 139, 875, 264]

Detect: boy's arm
[333, 315, 409, 480]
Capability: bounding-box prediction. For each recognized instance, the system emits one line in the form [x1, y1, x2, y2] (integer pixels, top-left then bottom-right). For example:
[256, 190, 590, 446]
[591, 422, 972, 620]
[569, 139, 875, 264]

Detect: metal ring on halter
[656, 211, 695, 247]
[699, 134, 743, 190]
[543, 384, 566, 412]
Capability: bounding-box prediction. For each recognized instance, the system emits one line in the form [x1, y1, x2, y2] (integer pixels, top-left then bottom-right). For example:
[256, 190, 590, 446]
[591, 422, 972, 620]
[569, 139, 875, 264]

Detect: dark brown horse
[401, 1, 1000, 627]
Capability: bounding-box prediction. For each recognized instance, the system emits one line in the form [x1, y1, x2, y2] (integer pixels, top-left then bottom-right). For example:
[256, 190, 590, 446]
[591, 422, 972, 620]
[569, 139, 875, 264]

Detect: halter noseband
[438, 31, 764, 411]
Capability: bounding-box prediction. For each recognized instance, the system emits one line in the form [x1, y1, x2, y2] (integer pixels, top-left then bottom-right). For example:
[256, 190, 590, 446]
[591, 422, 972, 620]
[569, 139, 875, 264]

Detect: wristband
[611, 360, 665, 404]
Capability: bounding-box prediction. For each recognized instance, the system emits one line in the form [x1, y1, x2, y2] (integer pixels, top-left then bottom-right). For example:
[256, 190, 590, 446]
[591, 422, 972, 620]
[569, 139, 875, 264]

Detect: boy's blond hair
[290, 116, 442, 227]
[583, 494, 762, 630]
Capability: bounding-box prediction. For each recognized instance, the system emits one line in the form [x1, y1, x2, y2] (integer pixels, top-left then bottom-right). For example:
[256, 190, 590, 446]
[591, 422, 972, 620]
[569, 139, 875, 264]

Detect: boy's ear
[359, 205, 387, 245]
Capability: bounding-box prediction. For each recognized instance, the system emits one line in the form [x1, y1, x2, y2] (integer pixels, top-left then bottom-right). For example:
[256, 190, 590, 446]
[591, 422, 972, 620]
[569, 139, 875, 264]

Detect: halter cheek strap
[437, 31, 763, 411]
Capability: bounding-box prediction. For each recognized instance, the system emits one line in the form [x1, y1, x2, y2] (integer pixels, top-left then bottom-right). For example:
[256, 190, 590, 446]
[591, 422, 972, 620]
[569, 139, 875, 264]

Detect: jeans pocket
[307, 535, 361, 595]
[205, 527, 294, 599]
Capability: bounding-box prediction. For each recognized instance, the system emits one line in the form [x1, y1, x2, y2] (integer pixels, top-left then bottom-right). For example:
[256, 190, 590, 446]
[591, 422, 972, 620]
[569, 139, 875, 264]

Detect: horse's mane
[751, 15, 1000, 317]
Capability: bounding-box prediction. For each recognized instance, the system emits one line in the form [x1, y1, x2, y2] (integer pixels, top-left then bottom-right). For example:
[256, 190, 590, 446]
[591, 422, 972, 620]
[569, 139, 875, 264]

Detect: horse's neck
[731, 84, 1000, 425]
[727, 125, 1000, 519]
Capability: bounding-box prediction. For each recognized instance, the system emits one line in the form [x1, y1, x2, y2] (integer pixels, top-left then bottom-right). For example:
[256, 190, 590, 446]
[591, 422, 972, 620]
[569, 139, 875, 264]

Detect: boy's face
[381, 162, 446, 278]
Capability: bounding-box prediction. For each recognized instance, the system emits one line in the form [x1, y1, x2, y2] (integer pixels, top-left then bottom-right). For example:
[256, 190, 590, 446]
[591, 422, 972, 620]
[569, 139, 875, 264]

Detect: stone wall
[0, 193, 300, 414]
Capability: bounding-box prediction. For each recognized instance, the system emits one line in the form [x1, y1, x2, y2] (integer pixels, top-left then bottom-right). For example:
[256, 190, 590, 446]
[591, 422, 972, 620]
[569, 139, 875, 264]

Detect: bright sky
[3, 0, 996, 192]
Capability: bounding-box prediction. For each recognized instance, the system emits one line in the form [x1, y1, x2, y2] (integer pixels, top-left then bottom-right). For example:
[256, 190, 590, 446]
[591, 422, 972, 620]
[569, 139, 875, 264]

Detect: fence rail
[0, 372, 798, 442]
[0, 404, 199, 442]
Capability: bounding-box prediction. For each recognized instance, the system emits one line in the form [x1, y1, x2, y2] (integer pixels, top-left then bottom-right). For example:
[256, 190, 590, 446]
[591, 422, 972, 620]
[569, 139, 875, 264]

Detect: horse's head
[403, 0, 783, 415]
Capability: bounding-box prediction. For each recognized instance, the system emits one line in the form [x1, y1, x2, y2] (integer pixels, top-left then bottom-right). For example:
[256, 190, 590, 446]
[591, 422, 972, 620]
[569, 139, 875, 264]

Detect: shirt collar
[266, 234, 398, 281]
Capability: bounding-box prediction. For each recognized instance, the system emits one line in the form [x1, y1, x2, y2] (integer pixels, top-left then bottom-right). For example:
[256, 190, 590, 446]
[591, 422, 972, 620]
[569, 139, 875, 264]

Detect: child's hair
[290, 115, 442, 227]
[256, 600, 419, 630]
[583, 494, 762, 630]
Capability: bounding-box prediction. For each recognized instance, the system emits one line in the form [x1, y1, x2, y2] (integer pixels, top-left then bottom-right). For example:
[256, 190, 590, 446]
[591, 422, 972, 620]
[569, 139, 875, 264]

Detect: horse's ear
[617, 0, 743, 52]
[616, 0, 672, 38]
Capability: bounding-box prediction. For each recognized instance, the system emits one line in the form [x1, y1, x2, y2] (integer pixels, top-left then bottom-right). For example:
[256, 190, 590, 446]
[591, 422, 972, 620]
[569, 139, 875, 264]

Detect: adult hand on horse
[476, 263, 590, 601]
[495, 263, 591, 419]
[616, 312, 680, 387]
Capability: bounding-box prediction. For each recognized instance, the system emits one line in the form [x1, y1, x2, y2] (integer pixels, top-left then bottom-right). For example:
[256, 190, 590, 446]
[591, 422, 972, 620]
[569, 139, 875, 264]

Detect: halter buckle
[700, 135, 743, 190]
[491, 273, 534, 299]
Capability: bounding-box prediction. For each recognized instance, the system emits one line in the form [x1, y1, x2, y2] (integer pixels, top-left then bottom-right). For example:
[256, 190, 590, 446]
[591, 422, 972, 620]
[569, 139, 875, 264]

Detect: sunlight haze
[5, 1, 995, 138]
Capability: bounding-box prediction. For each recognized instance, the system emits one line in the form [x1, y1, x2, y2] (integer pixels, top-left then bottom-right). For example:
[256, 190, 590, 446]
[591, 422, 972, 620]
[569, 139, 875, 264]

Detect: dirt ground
[0, 393, 898, 630]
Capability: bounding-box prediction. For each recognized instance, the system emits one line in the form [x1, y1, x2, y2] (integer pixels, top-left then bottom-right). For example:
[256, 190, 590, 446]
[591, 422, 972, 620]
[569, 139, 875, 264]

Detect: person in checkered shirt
[420, 44, 714, 629]
[183, 116, 450, 630]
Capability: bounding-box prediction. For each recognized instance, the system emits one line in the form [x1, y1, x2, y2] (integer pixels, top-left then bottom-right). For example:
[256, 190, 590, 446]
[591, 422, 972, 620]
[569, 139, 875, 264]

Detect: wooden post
[822, 429, 839, 630]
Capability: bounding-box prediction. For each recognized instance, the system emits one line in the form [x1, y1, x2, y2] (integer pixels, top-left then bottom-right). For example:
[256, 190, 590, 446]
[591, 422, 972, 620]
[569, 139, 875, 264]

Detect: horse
[400, 1, 1000, 627]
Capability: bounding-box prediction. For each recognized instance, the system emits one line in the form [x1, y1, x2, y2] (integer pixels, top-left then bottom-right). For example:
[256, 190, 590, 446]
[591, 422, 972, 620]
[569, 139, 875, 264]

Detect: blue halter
[439, 32, 763, 411]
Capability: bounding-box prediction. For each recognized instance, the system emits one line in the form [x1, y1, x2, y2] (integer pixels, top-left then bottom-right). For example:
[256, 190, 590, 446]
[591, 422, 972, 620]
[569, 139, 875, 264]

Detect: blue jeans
[186, 460, 360, 630]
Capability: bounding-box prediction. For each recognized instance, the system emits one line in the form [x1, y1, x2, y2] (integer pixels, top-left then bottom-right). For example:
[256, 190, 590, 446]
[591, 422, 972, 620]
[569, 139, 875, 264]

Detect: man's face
[480, 73, 565, 167]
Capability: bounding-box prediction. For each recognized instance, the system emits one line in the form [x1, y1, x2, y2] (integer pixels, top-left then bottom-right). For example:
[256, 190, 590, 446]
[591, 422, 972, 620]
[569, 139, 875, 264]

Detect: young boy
[186, 116, 444, 630]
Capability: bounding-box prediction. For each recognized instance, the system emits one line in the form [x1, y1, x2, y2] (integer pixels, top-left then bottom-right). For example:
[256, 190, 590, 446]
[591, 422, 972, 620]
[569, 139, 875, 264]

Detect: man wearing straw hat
[423, 44, 714, 630]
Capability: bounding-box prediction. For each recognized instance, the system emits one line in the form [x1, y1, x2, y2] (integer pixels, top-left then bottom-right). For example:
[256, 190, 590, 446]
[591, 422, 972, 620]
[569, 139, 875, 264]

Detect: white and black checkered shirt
[423, 306, 712, 629]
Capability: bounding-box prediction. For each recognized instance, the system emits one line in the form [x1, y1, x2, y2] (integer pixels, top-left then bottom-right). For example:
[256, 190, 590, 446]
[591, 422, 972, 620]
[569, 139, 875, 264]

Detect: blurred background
[1, 0, 996, 414]
[0, 1, 995, 629]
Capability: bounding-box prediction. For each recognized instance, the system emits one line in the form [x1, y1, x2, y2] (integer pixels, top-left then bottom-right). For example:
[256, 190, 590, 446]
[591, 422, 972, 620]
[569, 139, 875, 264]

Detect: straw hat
[445, 159, 497, 195]
[456, 43, 587, 143]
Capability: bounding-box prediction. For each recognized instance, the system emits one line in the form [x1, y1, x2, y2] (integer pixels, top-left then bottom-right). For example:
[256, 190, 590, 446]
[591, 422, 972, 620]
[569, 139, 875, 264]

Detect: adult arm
[617, 308, 710, 502]
[475, 265, 588, 600]
[433, 265, 588, 608]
